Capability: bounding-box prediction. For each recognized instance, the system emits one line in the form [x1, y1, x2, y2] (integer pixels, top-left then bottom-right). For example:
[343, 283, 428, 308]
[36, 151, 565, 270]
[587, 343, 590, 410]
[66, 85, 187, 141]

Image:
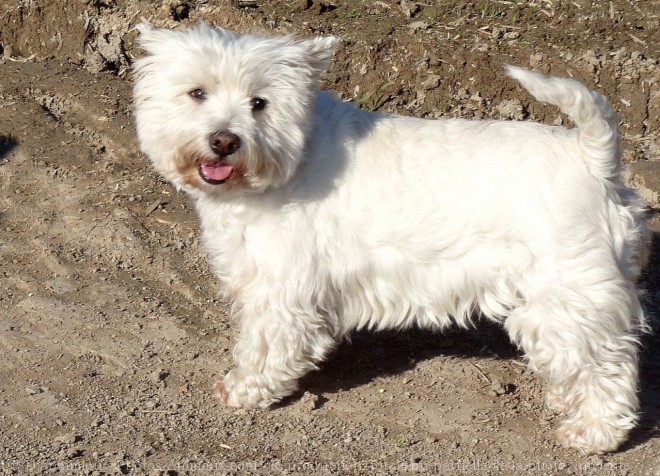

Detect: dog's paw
[555, 419, 628, 454]
[212, 379, 231, 405]
[545, 385, 567, 413]
[212, 370, 285, 409]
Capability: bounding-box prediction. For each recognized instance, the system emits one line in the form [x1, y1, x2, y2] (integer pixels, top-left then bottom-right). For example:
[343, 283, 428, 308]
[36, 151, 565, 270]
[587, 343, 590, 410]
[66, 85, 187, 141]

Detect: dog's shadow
[0, 134, 17, 163]
[288, 320, 521, 419]
[625, 227, 660, 449]
[0, 135, 18, 225]
[298, 321, 518, 400]
[290, 228, 660, 451]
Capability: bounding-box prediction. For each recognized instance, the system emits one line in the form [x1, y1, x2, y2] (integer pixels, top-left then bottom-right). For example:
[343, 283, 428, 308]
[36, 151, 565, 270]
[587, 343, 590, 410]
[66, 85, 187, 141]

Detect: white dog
[133, 23, 649, 454]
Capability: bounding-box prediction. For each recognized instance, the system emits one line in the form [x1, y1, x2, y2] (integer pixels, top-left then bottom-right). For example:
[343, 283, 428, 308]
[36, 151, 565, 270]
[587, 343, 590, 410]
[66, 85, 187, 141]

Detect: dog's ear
[298, 36, 340, 74]
[136, 22, 156, 36]
[135, 23, 170, 54]
[193, 21, 239, 41]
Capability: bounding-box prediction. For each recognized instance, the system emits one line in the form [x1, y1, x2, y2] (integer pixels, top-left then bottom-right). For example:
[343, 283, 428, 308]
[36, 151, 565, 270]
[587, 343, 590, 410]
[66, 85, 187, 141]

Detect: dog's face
[133, 23, 338, 194]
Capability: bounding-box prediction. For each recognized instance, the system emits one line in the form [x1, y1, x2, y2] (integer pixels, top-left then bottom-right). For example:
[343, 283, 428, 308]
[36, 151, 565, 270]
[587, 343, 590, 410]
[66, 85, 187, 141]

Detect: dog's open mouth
[199, 160, 233, 184]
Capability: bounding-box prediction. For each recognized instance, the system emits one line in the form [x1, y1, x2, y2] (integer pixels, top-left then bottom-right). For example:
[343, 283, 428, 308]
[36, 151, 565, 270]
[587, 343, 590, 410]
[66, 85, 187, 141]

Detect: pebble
[399, 0, 420, 18]
[25, 385, 43, 396]
[421, 74, 441, 90]
[529, 52, 544, 68]
[150, 368, 169, 384]
[300, 391, 320, 410]
[54, 432, 80, 445]
[408, 21, 429, 32]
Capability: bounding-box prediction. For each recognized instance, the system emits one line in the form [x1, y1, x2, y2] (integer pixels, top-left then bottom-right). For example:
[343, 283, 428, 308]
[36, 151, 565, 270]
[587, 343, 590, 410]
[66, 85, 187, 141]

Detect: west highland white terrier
[133, 22, 650, 454]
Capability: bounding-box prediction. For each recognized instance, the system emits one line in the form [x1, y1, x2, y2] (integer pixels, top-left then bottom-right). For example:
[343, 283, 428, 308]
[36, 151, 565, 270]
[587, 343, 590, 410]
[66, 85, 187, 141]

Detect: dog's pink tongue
[200, 161, 233, 182]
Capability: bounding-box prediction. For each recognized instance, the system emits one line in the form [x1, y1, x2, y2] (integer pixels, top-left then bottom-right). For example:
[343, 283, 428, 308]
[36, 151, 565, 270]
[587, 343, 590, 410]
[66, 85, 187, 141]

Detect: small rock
[54, 432, 80, 445]
[408, 21, 429, 32]
[309, 1, 337, 14]
[421, 74, 441, 90]
[300, 391, 320, 410]
[170, 3, 190, 21]
[150, 368, 169, 384]
[233, 0, 258, 7]
[373, 1, 391, 11]
[496, 99, 524, 120]
[399, 0, 420, 18]
[588, 455, 604, 466]
[529, 52, 544, 68]
[26, 385, 43, 396]
[66, 448, 83, 459]
[490, 380, 515, 396]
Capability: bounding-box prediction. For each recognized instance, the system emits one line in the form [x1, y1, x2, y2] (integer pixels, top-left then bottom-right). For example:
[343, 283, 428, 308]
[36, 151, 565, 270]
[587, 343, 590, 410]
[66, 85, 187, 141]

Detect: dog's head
[133, 22, 338, 194]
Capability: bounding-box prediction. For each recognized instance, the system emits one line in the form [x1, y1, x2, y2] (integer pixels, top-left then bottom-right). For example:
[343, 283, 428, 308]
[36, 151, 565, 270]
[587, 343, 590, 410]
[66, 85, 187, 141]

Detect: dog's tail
[506, 65, 620, 180]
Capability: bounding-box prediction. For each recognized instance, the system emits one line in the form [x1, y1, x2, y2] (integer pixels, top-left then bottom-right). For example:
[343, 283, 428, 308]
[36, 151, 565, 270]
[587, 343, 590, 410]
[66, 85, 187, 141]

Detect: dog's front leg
[214, 298, 337, 408]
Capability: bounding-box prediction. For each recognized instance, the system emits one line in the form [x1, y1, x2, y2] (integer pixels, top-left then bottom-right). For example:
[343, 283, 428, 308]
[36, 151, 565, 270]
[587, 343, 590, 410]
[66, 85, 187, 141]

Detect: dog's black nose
[209, 131, 241, 157]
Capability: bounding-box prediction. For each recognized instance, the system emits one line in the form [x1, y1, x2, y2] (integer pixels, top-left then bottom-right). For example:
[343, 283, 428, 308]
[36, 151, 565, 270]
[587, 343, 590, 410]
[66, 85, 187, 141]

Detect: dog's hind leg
[505, 264, 644, 454]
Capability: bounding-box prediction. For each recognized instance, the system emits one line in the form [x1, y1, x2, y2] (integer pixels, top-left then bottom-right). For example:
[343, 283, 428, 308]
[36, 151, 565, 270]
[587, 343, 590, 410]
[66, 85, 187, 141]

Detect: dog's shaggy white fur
[133, 23, 650, 454]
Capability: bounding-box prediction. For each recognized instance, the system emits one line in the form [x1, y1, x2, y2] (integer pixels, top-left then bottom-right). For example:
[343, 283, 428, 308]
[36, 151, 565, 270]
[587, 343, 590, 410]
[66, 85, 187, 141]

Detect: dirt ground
[0, 1, 659, 474]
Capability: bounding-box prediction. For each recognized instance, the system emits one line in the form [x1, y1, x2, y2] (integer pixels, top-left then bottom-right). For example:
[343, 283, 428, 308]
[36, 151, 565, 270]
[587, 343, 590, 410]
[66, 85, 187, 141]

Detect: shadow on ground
[302, 321, 518, 398]
[628, 228, 660, 449]
[0, 135, 18, 162]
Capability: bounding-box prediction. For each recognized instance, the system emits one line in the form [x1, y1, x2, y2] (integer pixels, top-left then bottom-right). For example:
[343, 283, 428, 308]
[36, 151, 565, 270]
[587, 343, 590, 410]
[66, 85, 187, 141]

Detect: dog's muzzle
[199, 131, 241, 184]
[210, 131, 241, 157]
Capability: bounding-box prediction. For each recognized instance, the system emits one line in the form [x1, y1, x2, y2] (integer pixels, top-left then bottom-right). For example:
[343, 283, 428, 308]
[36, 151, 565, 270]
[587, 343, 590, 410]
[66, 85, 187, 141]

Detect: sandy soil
[0, 1, 659, 474]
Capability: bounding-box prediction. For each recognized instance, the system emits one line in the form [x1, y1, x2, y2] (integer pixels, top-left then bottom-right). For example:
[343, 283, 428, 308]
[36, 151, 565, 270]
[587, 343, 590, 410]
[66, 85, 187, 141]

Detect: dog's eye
[250, 97, 267, 112]
[189, 88, 207, 101]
